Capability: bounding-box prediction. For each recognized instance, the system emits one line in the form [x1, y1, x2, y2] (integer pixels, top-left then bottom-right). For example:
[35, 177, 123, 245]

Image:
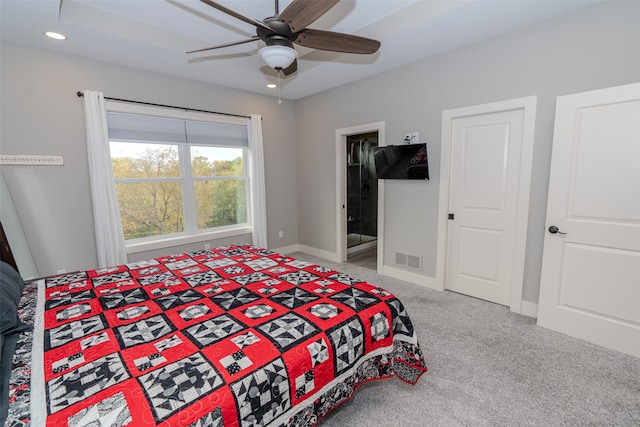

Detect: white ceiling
[0, 0, 599, 100]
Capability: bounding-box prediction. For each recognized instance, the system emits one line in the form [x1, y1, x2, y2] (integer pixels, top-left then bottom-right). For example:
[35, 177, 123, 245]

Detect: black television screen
[374, 143, 429, 180]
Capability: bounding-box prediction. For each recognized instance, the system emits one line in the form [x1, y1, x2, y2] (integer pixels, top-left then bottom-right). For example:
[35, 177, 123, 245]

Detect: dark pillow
[0, 261, 26, 425]
[0, 261, 25, 336]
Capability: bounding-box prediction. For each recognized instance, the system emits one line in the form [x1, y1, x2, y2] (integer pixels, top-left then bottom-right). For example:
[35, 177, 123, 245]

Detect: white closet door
[538, 82, 640, 358]
[444, 97, 535, 309]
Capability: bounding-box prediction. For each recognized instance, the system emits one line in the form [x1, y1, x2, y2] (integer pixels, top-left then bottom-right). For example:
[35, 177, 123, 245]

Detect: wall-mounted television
[373, 143, 429, 180]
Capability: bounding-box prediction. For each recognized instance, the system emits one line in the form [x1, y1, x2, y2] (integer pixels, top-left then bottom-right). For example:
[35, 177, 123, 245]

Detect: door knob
[548, 225, 567, 235]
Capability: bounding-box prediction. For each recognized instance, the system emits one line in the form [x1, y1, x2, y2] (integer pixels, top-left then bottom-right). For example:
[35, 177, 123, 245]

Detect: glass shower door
[346, 137, 378, 248]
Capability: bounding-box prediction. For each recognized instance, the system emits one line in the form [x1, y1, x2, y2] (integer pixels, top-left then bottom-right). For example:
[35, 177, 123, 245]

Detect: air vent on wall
[395, 252, 422, 271]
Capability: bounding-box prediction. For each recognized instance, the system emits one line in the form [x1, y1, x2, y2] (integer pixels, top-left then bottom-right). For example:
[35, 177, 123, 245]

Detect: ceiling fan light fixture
[259, 45, 297, 70]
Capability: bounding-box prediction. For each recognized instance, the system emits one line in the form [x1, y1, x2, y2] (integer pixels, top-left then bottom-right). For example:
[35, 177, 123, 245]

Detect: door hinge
[448, 213, 454, 220]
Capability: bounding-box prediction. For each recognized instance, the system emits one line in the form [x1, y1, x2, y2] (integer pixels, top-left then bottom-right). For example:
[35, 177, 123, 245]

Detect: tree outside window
[110, 141, 247, 241]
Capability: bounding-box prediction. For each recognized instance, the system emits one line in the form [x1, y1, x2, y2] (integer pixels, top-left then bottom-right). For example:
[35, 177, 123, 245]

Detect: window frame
[106, 101, 253, 254]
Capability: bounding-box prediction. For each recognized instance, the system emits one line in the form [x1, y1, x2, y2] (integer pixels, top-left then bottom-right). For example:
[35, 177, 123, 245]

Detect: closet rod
[76, 91, 249, 119]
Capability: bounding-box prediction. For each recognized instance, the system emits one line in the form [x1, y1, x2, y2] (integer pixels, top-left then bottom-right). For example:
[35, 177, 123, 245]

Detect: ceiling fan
[187, 0, 381, 76]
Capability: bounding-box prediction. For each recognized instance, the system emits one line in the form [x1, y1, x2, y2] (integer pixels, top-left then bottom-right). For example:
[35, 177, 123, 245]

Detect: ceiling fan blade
[186, 37, 259, 54]
[199, 0, 271, 31]
[279, 0, 340, 33]
[294, 29, 380, 54]
[282, 59, 297, 76]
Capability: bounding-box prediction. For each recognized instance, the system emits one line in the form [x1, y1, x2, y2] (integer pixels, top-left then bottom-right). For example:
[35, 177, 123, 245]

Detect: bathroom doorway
[346, 132, 378, 264]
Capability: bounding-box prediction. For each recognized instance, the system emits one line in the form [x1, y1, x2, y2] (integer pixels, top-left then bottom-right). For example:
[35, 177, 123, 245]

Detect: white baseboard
[272, 244, 342, 264]
[380, 265, 443, 291]
[275, 244, 445, 292]
[520, 301, 538, 318]
[270, 244, 300, 255]
[275, 243, 540, 319]
[296, 245, 341, 263]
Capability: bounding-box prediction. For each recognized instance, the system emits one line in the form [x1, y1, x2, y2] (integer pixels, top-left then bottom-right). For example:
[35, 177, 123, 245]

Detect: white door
[537, 82, 640, 358]
[445, 100, 535, 306]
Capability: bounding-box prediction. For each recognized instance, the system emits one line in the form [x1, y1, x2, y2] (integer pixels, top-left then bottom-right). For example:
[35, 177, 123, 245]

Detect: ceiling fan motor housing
[258, 18, 295, 47]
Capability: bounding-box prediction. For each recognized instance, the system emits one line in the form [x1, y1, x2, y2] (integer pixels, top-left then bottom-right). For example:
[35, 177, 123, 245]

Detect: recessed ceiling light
[45, 32, 67, 40]
[267, 83, 277, 89]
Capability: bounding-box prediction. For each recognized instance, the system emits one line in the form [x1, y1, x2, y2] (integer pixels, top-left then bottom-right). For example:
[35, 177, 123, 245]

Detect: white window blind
[107, 112, 248, 147]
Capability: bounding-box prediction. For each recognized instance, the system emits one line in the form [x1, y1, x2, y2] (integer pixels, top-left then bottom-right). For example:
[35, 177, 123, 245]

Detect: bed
[3, 243, 427, 426]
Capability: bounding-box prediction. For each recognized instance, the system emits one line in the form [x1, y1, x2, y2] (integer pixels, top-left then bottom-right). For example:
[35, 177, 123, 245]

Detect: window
[106, 106, 252, 246]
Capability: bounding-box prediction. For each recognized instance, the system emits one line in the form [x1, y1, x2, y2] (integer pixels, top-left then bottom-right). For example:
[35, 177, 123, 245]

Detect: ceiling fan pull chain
[277, 71, 282, 104]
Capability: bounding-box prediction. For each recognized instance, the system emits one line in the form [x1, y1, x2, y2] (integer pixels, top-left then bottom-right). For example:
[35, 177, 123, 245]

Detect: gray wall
[293, 1, 640, 303]
[0, 43, 298, 277]
[2, 2, 639, 304]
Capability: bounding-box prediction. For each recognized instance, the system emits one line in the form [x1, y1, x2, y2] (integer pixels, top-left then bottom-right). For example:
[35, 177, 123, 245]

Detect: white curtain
[247, 114, 268, 248]
[82, 90, 127, 267]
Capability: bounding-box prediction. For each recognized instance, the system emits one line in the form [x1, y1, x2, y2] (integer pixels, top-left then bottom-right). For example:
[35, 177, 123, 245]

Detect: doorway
[346, 132, 378, 259]
[335, 122, 385, 270]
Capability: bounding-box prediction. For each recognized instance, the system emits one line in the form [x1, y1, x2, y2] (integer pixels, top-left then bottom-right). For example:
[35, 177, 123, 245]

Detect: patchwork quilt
[26, 245, 427, 426]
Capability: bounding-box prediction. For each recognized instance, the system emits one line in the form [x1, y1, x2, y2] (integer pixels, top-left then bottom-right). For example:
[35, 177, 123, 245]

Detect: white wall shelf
[0, 154, 64, 166]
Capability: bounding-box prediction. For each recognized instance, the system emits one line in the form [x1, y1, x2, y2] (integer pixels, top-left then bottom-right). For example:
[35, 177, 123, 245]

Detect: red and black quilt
[29, 245, 427, 426]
